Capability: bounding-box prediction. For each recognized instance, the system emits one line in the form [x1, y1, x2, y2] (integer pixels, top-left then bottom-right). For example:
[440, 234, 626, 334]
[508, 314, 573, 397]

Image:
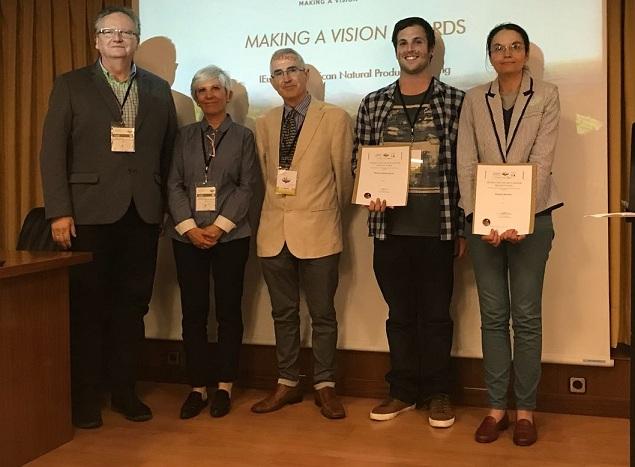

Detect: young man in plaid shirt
[353, 17, 465, 427]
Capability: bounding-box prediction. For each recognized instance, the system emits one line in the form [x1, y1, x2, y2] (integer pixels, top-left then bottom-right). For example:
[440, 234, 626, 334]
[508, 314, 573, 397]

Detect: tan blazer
[255, 98, 353, 259]
[457, 70, 562, 217]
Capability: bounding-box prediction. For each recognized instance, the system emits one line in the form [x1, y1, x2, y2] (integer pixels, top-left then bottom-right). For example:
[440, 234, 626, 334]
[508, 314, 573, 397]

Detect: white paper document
[352, 145, 410, 206]
[585, 212, 635, 218]
[473, 164, 536, 235]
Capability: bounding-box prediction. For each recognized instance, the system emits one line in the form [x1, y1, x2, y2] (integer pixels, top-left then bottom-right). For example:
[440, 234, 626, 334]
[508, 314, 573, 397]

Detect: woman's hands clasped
[185, 225, 224, 249]
[481, 229, 525, 247]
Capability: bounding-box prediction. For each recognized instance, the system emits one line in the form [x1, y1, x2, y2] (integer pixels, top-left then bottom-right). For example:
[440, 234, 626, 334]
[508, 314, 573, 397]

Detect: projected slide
[139, 0, 612, 366]
[139, 0, 603, 119]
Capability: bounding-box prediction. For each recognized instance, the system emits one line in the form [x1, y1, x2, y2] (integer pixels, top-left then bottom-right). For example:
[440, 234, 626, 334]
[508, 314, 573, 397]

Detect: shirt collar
[199, 113, 233, 133]
[99, 59, 137, 83]
[284, 93, 311, 117]
[384, 77, 442, 100]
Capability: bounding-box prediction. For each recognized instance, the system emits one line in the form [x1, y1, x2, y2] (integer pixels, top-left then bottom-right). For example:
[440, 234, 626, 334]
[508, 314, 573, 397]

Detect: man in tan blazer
[251, 48, 353, 419]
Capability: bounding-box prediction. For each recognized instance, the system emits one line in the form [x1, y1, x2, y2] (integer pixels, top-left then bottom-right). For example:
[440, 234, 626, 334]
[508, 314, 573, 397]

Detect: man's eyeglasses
[97, 28, 139, 39]
[490, 42, 525, 55]
[271, 66, 305, 79]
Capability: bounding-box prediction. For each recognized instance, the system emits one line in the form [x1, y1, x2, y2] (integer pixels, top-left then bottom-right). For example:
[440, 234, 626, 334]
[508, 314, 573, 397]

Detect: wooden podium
[0, 250, 91, 467]
[628, 122, 635, 466]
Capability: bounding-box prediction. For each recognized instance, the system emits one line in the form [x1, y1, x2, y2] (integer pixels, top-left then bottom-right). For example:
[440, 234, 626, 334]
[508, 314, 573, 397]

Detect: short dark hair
[486, 23, 529, 56]
[391, 17, 435, 50]
[94, 6, 140, 36]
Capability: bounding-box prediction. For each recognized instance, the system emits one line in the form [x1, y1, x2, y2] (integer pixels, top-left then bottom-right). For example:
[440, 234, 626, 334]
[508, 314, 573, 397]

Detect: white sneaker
[427, 393, 455, 428]
[369, 398, 416, 421]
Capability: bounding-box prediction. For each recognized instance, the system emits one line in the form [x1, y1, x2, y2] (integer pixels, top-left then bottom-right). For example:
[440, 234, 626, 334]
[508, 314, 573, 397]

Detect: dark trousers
[70, 204, 159, 401]
[259, 244, 340, 384]
[172, 236, 249, 387]
[373, 235, 455, 404]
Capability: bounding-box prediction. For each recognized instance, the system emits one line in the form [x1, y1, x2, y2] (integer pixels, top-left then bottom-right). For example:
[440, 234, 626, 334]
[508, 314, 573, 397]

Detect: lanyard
[396, 81, 430, 143]
[200, 127, 227, 183]
[111, 75, 136, 126]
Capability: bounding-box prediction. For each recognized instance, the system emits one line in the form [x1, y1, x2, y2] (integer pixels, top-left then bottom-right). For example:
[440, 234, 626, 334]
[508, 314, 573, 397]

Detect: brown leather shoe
[475, 412, 510, 443]
[251, 384, 303, 414]
[513, 418, 537, 446]
[314, 387, 346, 419]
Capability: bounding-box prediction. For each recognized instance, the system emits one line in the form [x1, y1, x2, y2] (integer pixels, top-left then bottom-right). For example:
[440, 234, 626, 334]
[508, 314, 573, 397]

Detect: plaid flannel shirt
[352, 78, 465, 240]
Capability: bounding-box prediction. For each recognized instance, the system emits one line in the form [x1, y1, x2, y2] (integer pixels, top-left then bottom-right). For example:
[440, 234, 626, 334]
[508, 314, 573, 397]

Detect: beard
[398, 55, 432, 75]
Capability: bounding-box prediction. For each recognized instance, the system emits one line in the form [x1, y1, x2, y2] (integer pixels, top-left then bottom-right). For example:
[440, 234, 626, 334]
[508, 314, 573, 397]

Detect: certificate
[352, 144, 410, 206]
[473, 164, 536, 235]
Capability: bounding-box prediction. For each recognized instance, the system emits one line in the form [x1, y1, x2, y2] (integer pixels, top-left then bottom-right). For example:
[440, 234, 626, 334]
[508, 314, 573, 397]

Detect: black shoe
[180, 391, 208, 419]
[210, 389, 231, 418]
[111, 391, 152, 422]
[72, 386, 103, 429]
[72, 403, 103, 429]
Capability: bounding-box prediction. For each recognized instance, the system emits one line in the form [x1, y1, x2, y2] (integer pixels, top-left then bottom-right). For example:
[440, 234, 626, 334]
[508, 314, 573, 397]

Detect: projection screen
[136, 0, 611, 366]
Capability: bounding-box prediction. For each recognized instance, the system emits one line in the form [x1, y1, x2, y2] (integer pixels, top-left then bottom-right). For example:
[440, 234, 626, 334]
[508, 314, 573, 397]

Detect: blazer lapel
[90, 62, 122, 122]
[290, 99, 323, 169]
[505, 71, 534, 159]
[271, 107, 283, 168]
[485, 79, 507, 162]
[135, 68, 150, 131]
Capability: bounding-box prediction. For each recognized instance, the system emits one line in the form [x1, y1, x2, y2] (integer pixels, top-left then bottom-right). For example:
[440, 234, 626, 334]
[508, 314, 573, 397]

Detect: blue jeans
[467, 215, 554, 410]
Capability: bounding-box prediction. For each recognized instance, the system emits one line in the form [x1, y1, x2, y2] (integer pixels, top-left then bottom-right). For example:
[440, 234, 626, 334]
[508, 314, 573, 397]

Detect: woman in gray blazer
[166, 65, 258, 419]
[457, 23, 562, 446]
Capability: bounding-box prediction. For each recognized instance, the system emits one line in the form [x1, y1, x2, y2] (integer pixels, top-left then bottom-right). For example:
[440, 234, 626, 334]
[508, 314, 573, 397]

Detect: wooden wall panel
[139, 339, 629, 418]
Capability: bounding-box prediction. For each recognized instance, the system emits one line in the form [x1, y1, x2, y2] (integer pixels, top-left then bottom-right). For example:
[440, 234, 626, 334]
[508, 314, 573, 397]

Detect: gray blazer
[40, 62, 177, 225]
[166, 116, 259, 243]
[457, 70, 562, 217]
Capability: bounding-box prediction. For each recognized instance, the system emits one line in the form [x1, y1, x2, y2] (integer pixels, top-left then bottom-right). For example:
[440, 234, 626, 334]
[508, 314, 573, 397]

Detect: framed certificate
[473, 163, 536, 235]
[352, 144, 410, 206]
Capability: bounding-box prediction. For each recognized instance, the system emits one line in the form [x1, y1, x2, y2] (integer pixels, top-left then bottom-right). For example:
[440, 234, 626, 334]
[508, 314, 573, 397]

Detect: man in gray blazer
[39, 6, 176, 429]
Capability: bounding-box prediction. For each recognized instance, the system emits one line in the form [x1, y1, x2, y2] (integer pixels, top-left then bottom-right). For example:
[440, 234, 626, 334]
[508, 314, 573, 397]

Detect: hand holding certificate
[352, 145, 410, 206]
[473, 164, 536, 235]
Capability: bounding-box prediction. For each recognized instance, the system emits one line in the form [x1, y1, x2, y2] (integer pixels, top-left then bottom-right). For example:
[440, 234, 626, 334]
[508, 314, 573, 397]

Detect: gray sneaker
[369, 398, 416, 421]
[428, 393, 455, 428]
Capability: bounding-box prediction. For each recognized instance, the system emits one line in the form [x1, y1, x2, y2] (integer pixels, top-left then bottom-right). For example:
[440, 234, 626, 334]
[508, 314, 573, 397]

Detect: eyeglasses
[490, 42, 525, 55]
[271, 66, 305, 79]
[96, 28, 139, 39]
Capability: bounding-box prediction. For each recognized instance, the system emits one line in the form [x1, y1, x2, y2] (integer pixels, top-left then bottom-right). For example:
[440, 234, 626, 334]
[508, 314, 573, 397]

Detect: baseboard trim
[139, 339, 628, 418]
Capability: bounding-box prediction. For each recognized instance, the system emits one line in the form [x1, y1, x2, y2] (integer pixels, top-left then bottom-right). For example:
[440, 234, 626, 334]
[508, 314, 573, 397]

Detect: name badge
[195, 185, 216, 211]
[276, 169, 297, 195]
[111, 126, 135, 152]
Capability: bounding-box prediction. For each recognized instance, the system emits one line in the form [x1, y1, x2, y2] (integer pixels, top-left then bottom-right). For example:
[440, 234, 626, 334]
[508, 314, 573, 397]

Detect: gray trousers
[260, 244, 340, 384]
[467, 214, 554, 410]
